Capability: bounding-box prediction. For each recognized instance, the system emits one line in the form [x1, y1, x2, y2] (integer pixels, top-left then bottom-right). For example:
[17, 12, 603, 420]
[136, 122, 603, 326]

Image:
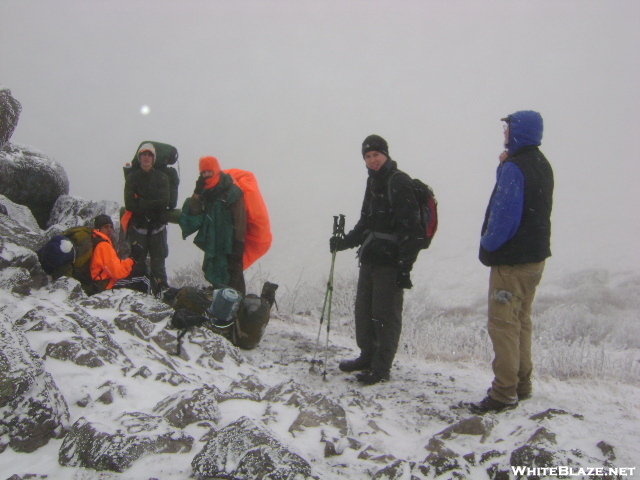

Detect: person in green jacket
[124, 143, 171, 291]
[179, 156, 247, 294]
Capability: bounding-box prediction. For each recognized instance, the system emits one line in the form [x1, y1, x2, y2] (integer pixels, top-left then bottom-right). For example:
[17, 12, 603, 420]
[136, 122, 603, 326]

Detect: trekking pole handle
[333, 214, 346, 238]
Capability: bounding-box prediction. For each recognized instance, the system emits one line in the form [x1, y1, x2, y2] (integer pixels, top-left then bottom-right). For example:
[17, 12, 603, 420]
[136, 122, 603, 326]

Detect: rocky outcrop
[47, 194, 121, 234]
[59, 414, 194, 472]
[0, 314, 69, 453]
[0, 143, 69, 229]
[191, 416, 315, 480]
[0, 88, 21, 148]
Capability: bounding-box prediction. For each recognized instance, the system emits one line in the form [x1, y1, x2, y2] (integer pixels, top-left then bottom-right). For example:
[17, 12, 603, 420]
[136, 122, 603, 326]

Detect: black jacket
[345, 159, 422, 270]
[479, 146, 554, 266]
[124, 168, 171, 230]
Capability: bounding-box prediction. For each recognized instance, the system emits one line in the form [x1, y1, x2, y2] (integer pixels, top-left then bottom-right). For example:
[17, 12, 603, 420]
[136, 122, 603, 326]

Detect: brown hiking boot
[338, 356, 371, 373]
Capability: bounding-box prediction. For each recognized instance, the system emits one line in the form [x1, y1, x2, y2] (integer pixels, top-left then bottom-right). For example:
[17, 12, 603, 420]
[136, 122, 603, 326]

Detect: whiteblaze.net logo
[511, 466, 636, 477]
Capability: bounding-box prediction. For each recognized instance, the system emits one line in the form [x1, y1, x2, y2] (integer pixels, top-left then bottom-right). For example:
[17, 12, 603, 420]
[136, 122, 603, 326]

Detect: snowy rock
[191, 416, 315, 479]
[0, 239, 47, 291]
[264, 379, 349, 436]
[0, 194, 42, 234]
[0, 266, 33, 295]
[216, 373, 267, 402]
[0, 88, 21, 148]
[0, 143, 69, 228]
[433, 415, 495, 442]
[47, 194, 121, 233]
[0, 314, 69, 453]
[152, 385, 222, 428]
[188, 327, 245, 367]
[59, 413, 194, 472]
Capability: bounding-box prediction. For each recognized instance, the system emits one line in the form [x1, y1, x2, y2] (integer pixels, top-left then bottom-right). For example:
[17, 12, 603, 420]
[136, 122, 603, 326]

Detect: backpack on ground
[235, 282, 278, 350]
[224, 169, 272, 269]
[389, 172, 438, 249]
[123, 140, 180, 214]
[168, 281, 278, 354]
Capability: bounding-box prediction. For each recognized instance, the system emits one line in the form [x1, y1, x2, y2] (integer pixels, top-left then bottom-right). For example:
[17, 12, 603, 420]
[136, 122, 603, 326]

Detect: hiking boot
[469, 395, 518, 414]
[518, 392, 532, 401]
[338, 356, 371, 373]
[355, 369, 390, 385]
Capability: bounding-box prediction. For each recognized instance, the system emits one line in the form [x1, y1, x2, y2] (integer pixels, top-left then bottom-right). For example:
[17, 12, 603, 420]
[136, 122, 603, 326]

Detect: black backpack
[389, 172, 438, 249]
[123, 141, 180, 209]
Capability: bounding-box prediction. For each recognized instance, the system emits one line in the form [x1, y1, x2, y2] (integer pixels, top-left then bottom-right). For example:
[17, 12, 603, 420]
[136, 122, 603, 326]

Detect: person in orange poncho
[90, 214, 152, 294]
[179, 156, 247, 294]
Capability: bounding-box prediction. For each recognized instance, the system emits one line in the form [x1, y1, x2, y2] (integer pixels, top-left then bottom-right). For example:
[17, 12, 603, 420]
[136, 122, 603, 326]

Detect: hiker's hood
[504, 110, 543, 155]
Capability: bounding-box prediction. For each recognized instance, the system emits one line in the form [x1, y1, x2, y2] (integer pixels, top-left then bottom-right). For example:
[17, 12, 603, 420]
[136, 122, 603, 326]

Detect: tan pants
[487, 261, 545, 404]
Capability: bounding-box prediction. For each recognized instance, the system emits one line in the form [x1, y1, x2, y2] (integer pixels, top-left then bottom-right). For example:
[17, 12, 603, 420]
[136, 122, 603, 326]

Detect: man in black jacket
[331, 135, 422, 385]
[471, 111, 554, 414]
[124, 143, 171, 291]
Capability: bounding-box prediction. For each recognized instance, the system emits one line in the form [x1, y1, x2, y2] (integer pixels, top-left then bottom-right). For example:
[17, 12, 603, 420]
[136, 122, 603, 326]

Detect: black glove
[329, 236, 347, 253]
[193, 175, 207, 196]
[130, 242, 146, 264]
[396, 270, 413, 289]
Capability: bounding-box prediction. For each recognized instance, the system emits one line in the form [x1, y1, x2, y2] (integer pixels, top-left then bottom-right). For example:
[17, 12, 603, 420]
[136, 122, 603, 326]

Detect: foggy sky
[2, 0, 639, 286]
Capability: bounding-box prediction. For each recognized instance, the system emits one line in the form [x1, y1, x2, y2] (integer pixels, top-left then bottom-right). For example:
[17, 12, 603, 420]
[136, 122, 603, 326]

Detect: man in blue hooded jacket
[471, 110, 554, 414]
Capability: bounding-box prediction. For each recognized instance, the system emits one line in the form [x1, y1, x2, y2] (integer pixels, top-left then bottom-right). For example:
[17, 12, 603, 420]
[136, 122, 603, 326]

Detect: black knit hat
[94, 214, 113, 230]
[362, 134, 389, 158]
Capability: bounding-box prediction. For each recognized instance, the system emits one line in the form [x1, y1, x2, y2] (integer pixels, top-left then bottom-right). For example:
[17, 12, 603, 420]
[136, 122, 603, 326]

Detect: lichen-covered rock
[59, 414, 194, 472]
[152, 385, 222, 428]
[0, 143, 69, 228]
[0, 88, 21, 148]
[0, 315, 69, 452]
[191, 416, 314, 479]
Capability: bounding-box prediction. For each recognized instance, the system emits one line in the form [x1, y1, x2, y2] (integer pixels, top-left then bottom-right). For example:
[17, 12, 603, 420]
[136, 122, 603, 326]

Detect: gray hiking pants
[354, 263, 404, 375]
[128, 227, 169, 286]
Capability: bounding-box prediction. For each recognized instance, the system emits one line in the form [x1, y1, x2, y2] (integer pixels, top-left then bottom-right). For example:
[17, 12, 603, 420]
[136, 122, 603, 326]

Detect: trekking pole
[310, 214, 345, 380]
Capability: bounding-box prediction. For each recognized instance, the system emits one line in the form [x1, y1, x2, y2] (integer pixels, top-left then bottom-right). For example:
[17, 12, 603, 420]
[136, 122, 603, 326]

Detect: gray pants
[354, 263, 404, 375]
[128, 227, 169, 286]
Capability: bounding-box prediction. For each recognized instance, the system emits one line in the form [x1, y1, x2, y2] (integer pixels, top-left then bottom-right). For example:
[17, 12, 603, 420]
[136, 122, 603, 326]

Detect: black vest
[479, 146, 554, 266]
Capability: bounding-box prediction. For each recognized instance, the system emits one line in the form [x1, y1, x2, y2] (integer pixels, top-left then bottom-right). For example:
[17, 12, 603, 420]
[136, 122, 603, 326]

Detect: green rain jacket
[179, 172, 243, 285]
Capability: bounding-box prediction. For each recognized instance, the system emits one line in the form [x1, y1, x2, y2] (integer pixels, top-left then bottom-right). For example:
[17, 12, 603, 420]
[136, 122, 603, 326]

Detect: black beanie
[362, 134, 389, 158]
[94, 214, 113, 230]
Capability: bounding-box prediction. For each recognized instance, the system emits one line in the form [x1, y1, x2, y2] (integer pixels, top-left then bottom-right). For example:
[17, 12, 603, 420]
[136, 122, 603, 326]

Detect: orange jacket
[90, 230, 134, 289]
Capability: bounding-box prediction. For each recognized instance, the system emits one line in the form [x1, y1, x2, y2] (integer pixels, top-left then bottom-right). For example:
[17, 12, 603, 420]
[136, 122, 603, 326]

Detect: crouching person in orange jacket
[91, 214, 152, 295]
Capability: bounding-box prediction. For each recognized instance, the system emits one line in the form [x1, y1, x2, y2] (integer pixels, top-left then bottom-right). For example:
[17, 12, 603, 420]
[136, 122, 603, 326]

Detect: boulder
[152, 385, 222, 428]
[59, 414, 194, 472]
[0, 314, 69, 453]
[0, 195, 48, 256]
[191, 416, 314, 479]
[0, 143, 69, 228]
[0, 88, 21, 148]
[264, 380, 349, 436]
[47, 194, 121, 234]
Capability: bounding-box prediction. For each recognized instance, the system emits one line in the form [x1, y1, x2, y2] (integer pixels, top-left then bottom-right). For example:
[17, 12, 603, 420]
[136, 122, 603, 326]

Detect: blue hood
[504, 110, 543, 155]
